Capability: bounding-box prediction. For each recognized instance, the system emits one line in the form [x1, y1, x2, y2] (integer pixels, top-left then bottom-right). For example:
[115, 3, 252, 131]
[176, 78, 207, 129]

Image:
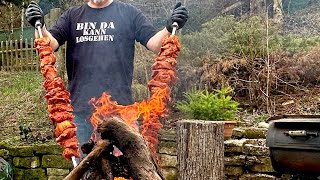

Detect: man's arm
[146, 2, 188, 54]
[146, 28, 170, 53]
[35, 26, 60, 51]
[26, 1, 61, 51]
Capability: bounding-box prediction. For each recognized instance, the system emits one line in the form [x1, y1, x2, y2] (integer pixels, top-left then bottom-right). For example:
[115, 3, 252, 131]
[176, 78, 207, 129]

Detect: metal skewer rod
[34, 19, 78, 168]
[172, 22, 179, 36]
[35, 20, 43, 38]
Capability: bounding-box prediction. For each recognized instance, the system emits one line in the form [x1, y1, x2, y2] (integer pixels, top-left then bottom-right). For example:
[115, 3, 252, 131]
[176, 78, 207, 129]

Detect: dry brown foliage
[200, 47, 320, 115]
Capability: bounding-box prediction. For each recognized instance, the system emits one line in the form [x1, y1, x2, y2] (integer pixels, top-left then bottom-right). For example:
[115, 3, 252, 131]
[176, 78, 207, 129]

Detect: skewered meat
[41, 65, 58, 80]
[43, 77, 64, 91]
[56, 128, 77, 142]
[49, 111, 74, 123]
[45, 88, 70, 100]
[48, 103, 73, 114]
[40, 54, 56, 67]
[35, 37, 80, 160]
[90, 35, 180, 156]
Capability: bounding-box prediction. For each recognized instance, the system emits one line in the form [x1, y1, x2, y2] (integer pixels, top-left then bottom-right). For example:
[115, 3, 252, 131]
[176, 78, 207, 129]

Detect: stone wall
[157, 125, 293, 180]
[0, 124, 292, 180]
[0, 142, 72, 180]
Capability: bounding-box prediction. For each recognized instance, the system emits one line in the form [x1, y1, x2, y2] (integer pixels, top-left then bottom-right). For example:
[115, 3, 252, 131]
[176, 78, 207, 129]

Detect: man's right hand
[25, 1, 44, 28]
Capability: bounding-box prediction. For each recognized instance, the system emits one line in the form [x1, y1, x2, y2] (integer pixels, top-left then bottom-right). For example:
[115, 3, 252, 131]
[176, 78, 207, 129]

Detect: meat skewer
[90, 22, 181, 156]
[34, 20, 79, 167]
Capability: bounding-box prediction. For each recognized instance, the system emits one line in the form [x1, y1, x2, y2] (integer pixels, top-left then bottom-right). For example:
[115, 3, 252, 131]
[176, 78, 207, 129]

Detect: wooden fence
[0, 38, 39, 72]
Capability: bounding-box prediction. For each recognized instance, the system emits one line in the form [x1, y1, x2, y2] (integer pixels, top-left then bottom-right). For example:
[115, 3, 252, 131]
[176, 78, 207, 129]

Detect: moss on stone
[0, 142, 8, 149]
[158, 141, 177, 155]
[23, 168, 47, 180]
[47, 176, 65, 180]
[162, 167, 177, 180]
[42, 155, 73, 169]
[13, 167, 25, 180]
[13, 156, 40, 168]
[47, 168, 69, 176]
[9, 146, 34, 156]
[34, 144, 63, 155]
[0, 149, 9, 159]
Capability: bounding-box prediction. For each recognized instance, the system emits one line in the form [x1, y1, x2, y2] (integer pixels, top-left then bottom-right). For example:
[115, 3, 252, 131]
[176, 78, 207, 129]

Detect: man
[25, 0, 188, 159]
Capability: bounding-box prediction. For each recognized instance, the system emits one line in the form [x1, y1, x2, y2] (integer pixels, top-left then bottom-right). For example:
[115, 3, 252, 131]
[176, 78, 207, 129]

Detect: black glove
[166, 2, 189, 33]
[25, 1, 44, 28]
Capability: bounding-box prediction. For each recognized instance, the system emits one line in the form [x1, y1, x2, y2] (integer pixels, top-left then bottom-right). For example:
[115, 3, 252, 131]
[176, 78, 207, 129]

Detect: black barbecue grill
[266, 115, 320, 175]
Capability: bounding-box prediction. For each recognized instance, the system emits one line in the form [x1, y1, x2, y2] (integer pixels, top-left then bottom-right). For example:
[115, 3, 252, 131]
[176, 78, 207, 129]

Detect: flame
[90, 35, 180, 155]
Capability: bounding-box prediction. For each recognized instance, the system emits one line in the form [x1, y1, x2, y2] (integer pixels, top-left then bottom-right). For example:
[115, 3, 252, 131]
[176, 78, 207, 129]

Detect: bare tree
[273, 0, 283, 24]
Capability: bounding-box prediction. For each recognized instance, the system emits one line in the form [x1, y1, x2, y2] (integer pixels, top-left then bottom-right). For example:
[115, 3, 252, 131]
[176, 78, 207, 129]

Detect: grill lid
[266, 115, 320, 150]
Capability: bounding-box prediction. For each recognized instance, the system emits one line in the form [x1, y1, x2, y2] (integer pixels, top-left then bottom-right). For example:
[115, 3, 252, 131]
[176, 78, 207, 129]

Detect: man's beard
[93, 0, 105, 3]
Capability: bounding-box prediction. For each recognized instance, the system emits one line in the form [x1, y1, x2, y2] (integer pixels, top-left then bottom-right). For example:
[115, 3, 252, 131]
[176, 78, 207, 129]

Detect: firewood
[64, 140, 112, 180]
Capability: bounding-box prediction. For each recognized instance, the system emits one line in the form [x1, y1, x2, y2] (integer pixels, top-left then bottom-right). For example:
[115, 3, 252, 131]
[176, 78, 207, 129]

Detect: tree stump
[177, 120, 224, 180]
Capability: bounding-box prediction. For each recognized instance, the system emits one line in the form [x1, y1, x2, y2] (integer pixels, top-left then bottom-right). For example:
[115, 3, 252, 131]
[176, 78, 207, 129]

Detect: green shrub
[181, 15, 320, 60]
[175, 86, 240, 121]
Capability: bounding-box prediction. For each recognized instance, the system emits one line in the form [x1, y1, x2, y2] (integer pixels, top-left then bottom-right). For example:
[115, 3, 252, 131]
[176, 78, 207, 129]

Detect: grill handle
[284, 130, 318, 138]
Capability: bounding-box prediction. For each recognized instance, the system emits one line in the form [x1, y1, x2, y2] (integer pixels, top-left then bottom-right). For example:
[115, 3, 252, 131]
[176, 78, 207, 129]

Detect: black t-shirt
[49, 1, 157, 116]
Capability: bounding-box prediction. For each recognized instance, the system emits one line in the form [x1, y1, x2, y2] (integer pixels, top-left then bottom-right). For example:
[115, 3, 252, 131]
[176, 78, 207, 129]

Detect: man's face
[92, 0, 106, 4]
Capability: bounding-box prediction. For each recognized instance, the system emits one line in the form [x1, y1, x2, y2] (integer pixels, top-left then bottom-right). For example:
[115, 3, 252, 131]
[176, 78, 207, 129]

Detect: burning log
[64, 117, 164, 180]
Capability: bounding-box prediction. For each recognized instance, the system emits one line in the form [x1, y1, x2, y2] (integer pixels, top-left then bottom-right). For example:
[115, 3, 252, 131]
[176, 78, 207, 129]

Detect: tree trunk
[250, 0, 266, 17]
[273, 0, 283, 24]
[177, 120, 224, 180]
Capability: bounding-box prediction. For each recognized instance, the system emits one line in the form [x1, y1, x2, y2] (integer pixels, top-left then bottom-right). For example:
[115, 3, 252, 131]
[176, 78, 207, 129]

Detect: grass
[0, 71, 54, 145]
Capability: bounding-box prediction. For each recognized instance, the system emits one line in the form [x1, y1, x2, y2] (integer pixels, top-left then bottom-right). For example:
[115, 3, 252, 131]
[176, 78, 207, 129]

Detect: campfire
[35, 28, 181, 179]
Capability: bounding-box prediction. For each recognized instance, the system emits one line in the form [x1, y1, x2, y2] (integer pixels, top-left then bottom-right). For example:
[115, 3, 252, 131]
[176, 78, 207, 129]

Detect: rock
[158, 141, 177, 155]
[245, 156, 259, 166]
[239, 173, 276, 180]
[0, 149, 9, 159]
[232, 128, 245, 138]
[250, 157, 274, 173]
[224, 155, 246, 166]
[159, 128, 177, 142]
[48, 176, 65, 180]
[244, 139, 266, 146]
[159, 154, 177, 168]
[243, 127, 268, 139]
[225, 166, 243, 176]
[224, 139, 246, 154]
[0, 142, 8, 149]
[258, 122, 270, 129]
[15, 168, 47, 180]
[161, 167, 177, 180]
[243, 144, 269, 156]
[13, 157, 40, 168]
[47, 168, 69, 176]
[9, 146, 34, 156]
[34, 144, 63, 155]
[13, 167, 25, 180]
[42, 155, 73, 169]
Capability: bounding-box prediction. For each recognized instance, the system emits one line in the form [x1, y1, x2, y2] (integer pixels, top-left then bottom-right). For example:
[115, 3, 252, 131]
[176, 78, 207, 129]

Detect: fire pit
[266, 115, 320, 175]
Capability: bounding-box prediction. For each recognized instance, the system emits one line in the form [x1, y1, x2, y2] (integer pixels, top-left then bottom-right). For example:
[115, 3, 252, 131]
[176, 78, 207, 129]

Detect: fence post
[1, 41, 4, 71]
[20, 39, 23, 71]
[31, 38, 34, 71]
[25, 39, 29, 71]
[5, 41, 9, 71]
[15, 40, 18, 71]
[10, 40, 13, 72]
[177, 120, 224, 180]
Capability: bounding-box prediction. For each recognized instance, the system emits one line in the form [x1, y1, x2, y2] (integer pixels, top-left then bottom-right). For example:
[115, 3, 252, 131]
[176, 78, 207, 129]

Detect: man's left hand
[166, 2, 189, 33]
